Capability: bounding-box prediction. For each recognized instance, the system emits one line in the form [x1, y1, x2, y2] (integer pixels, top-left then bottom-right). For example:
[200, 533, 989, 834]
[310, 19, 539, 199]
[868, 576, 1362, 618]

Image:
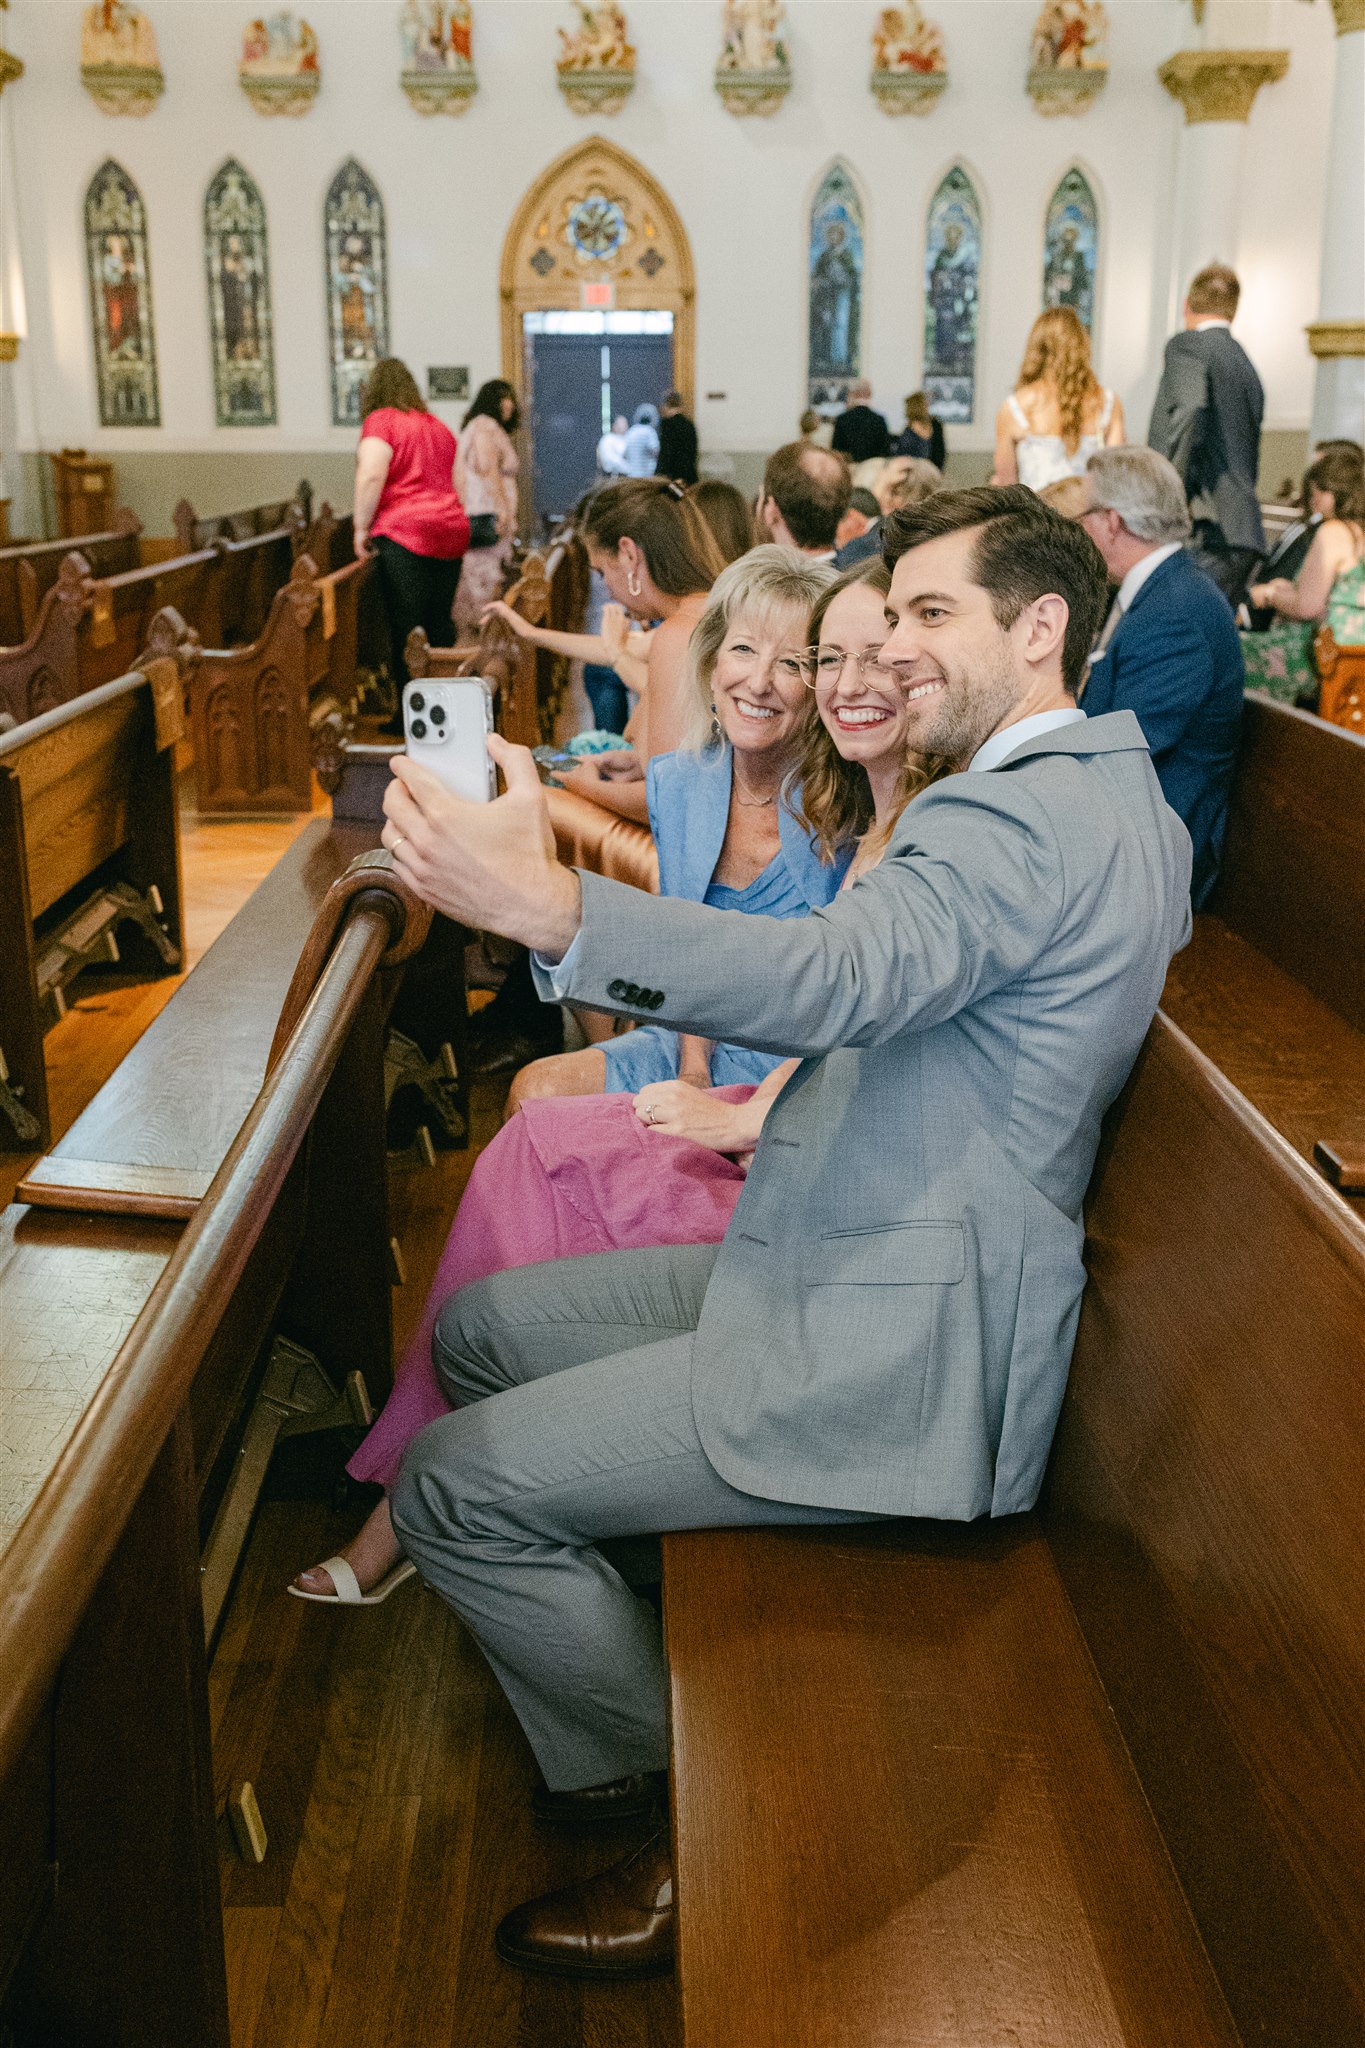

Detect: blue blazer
[1082, 548, 1243, 909]
[645, 744, 847, 911]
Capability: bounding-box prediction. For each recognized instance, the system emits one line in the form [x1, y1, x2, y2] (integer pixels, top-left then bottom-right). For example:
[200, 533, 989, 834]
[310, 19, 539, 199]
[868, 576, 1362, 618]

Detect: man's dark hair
[1187, 263, 1240, 320]
[662, 390, 686, 412]
[762, 442, 852, 551]
[883, 485, 1109, 696]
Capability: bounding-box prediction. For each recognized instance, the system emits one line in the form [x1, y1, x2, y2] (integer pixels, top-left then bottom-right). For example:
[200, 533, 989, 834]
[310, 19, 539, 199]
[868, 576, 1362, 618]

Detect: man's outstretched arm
[383, 738, 1067, 1060]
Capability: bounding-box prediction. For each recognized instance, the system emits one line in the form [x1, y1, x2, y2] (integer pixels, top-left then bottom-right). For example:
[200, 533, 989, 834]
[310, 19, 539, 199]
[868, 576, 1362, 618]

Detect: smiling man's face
[880, 529, 1030, 766]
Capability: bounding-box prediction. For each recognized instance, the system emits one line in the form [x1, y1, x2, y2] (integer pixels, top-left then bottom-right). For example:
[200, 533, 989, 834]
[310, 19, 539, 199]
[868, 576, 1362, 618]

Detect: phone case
[403, 679, 496, 803]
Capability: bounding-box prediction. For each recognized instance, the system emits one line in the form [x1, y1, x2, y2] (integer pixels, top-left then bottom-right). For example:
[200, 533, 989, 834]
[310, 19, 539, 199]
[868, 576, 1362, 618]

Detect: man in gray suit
[380, 489, 1193, 1981]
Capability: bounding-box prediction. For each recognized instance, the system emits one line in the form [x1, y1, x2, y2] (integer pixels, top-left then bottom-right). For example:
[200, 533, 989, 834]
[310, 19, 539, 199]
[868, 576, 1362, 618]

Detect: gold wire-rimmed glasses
[804, 646, 905, 690]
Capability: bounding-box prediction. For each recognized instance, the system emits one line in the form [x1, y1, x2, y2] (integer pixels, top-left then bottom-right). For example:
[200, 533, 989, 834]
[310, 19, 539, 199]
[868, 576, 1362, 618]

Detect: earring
[627, 567, 642, 598]
[709, 703, 722, 743]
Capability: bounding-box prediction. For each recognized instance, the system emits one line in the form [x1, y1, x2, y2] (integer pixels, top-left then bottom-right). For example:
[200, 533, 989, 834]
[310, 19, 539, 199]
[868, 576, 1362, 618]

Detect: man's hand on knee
[383, 737, 583, 960]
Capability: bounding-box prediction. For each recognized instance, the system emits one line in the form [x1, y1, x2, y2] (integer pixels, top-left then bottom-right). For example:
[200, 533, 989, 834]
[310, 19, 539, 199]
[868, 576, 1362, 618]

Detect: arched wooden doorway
[501, 138, 696, 528]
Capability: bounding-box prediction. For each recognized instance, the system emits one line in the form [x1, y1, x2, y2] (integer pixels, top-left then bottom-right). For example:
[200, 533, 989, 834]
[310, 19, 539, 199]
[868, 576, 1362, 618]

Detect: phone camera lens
[410, 717, 427, 740]
[430, 704, 446, 726]
[409, 692, 425, 713]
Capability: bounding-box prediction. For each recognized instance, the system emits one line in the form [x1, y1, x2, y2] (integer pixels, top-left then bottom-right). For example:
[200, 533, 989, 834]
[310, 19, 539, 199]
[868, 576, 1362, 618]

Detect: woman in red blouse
[353, 357, 470, 689]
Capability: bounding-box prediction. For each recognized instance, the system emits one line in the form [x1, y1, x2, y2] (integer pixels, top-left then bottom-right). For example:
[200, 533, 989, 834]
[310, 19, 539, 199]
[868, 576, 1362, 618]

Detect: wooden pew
[664, 1014, 1364, 2047]
[172, 480, 311, 556]
[0, 655, 187, 1150]
[1162, 692, 1365, 1210]
[212, 525, 299, 648]
[1314, 625, 1365, 735]
[174, 547, 380, 815]
[0, 842, 429, 2046]
[0, 509, 141, 646]
[0, 555, 93, 729]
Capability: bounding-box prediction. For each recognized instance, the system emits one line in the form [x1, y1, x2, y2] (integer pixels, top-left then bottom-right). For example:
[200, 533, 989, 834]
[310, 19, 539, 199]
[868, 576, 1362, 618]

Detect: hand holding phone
[403, 680, 496, 803]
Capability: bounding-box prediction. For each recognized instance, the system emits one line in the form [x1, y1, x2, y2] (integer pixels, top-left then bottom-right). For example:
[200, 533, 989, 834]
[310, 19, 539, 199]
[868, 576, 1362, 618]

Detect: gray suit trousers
[389, 1244, 876, 1792]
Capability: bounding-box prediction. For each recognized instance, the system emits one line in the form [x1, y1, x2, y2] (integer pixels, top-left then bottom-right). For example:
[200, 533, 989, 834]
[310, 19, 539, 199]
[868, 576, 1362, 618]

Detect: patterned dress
[1240, 553, 1365, 705]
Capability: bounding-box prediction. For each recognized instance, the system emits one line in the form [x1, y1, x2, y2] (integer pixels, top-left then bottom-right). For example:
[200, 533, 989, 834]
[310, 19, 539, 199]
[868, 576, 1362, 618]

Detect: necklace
[732, 777, 777, 808]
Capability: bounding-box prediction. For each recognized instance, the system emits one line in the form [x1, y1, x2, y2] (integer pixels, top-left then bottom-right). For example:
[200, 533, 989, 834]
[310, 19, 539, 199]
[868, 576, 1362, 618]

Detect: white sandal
[287, 1555, 417, 1606]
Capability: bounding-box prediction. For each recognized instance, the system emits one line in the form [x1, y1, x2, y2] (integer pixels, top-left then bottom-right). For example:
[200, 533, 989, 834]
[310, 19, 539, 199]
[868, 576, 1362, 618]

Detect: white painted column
[1158, 48, 1289, 324]
[0, 27, 25, 538]
[1308, 4, 1365, 442]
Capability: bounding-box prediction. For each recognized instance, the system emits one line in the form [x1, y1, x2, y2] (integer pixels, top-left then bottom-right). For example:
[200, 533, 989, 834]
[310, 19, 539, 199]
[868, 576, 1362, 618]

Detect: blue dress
[601, 744, 848, 1092]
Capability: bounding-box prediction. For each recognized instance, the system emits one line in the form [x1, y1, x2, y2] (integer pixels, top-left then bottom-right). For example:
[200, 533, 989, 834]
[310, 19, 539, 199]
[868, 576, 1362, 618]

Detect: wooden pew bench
[0, 657, 188, 1150]
[1162, 693, 1365, 1210]
[663, 1015, 1364, 2047]
[173, 481, 311, 556]
[0, 840, 428, 2046]
[0, 510, 142, 646]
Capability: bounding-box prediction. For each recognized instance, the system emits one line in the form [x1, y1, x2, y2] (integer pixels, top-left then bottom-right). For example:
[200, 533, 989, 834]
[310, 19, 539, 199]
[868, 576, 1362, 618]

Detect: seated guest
[1244, 466, 1329, 627]
[835, 457, 946, 569]
[893, 390, 946, 471]
[1037, 475, 1089, 519]
[509, 545, 842, 1109]
[757, 441, 851, 562]
[656, 392, 699, 487]
[1242, 446, 1365, 702]
[1076, 446, 1242, 909]
[799, 406, 835, 450]
[375, 487, 1191, 1977]
[831, 379, 892, 462]
[835, 486, 881, 553]
[294, 556, 938, 1606]
[687, 476, 755, 565]
[541, 479, 725, 822]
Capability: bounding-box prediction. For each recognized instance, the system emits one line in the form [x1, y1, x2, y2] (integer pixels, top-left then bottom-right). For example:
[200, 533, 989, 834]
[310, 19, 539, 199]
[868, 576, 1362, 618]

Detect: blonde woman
[995, 307, 1123, 493]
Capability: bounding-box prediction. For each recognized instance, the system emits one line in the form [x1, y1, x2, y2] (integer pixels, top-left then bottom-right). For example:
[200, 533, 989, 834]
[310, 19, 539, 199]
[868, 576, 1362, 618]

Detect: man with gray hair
[1076, 444, 1244, 907]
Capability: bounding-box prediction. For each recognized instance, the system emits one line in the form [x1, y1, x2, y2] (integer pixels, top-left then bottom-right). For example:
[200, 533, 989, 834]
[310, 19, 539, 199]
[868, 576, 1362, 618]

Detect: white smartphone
[402, 678, 496, 803]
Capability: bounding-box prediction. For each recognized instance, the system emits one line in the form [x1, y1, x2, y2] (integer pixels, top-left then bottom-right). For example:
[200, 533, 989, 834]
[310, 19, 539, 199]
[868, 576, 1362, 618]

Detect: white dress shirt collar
[1117, 540, 1183, 614]
[968, 707, 1086, 774]
[1194, 318, 1232, 331]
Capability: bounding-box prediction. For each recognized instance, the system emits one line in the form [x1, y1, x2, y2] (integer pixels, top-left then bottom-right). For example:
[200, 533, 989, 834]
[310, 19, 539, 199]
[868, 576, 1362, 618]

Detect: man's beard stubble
[915, 644, 1022, 770]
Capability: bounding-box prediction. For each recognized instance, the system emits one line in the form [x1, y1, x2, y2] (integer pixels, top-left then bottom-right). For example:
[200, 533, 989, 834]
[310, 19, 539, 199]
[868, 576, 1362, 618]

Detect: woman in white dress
[993, 307, 1124, 494]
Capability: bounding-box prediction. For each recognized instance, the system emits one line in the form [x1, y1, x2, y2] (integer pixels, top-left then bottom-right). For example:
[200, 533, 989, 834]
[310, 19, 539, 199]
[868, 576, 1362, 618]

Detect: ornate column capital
[0, 0, 20, 94]
[1307, 320, 1365, 360]
[1159, 48, 1289, 124]
[1330, 0, 1365, 36]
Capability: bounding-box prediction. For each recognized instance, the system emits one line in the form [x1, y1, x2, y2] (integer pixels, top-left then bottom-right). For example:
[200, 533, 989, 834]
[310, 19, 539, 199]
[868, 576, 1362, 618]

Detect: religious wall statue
[204, 159, 277, 425]
[715, 0, 791, 118]
[1027, 0, 1107, 115]
[399, 1, 476, 115]
[922, 164, 981, 425]
[239, 11, 320, 116]
[326, 160, 390, 427]
[80, 0, 164, 116]
[1042, 166, 1098, 332]
[556, 2, 635, 115]
[807, 162, 864, 410]
[84, 159, 160, 426]
[870, 4, 946, 117]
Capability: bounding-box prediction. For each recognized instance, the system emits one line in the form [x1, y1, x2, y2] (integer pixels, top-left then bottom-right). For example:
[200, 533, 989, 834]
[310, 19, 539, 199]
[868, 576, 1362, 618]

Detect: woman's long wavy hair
[1017, 306, 1100, 455]
[789, 558, 947, 863]
[360, 357, 426, 416]
[581, 478, 727, 601]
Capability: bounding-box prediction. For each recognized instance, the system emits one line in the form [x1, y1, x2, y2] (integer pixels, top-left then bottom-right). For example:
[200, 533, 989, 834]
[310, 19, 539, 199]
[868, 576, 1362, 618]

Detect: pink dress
[347, 1089, 754, 1490]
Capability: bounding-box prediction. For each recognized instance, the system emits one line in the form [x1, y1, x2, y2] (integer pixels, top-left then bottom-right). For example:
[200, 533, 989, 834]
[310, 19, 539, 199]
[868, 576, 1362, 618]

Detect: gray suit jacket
[545, 713, 1192, 1521]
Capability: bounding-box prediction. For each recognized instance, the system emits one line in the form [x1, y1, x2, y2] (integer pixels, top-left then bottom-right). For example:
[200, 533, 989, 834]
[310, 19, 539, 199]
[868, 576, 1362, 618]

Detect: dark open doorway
[522, 312, 675, 533]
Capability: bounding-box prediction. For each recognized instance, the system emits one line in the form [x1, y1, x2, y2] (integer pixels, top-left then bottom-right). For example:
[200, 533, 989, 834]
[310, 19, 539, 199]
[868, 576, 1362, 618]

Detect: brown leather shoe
[531, 1770, 666, 1829]
[494, 1829, 674, 1979]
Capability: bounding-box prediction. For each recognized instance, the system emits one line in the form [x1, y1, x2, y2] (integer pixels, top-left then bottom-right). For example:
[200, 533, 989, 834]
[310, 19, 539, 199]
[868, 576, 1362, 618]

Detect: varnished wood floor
[13, 781, 679, 2047]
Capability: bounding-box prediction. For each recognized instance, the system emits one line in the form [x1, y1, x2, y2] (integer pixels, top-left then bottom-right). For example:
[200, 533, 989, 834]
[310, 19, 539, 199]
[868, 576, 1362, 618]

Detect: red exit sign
[581, 281, 615, 309]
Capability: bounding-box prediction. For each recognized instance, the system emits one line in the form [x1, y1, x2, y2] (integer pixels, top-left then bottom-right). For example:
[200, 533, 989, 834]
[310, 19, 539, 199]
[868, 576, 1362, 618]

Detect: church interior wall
[2, 0, 1335, 536]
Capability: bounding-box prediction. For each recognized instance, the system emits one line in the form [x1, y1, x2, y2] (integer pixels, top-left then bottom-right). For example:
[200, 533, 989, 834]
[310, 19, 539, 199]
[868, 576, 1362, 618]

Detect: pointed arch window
[1042, 167, 1098, 335]
[808, 162, 864, 409]
[204, 159, 277, 427]
[326, 160, 389, 428]
[85, 160, 160, 427]
[922, 166, 981, 425]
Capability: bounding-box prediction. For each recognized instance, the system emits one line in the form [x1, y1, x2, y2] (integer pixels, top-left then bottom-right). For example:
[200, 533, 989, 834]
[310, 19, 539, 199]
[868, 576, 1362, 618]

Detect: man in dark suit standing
[831, 380, 892, 463]
[655, 392, 698, 487]
[1148, 263, 1265, 607]
[1077, 446, 1244, 908]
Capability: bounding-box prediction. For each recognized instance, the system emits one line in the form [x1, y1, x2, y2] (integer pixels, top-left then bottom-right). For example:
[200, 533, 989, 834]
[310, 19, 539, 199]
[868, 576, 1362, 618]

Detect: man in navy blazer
[1077, 446, 1244, 908]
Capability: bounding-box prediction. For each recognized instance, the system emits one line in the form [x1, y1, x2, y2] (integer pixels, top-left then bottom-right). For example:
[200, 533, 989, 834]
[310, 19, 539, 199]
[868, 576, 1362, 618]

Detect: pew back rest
[0, 672, 151, 920]
[0, 558, 92, 729]
[1210, 692, 1365, 1031]
[0, 519, 140, 646]
[1045, 1014, 1365, 2047]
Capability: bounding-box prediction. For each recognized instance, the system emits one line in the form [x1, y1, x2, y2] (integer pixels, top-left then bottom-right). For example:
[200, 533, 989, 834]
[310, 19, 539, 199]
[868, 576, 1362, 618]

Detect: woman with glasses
[291, 555, 944, 1604]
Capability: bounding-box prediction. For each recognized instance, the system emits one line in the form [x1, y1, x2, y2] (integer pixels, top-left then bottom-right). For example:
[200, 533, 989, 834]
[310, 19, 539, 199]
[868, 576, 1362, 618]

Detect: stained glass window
[808, 162, 864, 411]
[922, 165, 981, 425]
[204, 159, 277, 427]
[1043, 167, 1099, 336]
[326, 159, 389, 428]
[84, 160, 160, 428]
